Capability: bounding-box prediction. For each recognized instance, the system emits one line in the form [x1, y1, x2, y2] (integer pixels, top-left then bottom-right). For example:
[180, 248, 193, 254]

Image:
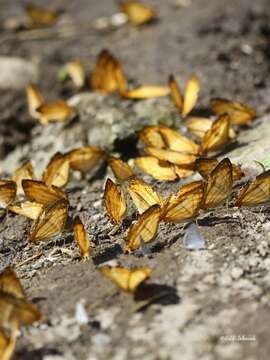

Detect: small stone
[0, 56, 39, 89]
[231, 267, 244, 280]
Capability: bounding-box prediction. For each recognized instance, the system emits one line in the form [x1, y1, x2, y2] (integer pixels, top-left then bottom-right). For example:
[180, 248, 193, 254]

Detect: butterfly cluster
[0, 1, 267, 358]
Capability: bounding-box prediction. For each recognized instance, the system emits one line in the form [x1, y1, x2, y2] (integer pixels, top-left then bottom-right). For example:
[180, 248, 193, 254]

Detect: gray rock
[0, 56, 39, 89]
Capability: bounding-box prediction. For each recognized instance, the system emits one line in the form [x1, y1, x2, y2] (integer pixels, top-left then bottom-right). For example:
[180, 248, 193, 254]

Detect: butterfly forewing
[182, 75, 200, 116]
[201, 113, 230, 154]
[67, 146, 104, 173]
[108, 157, 135, 182]
[119, 1, 155, 25]
[0, 181, 17, 208]
[135, 156, 177, 181]
[0, 268, 25, 299]
[22, 180, 67, 205]
[43, 152, 70, 188]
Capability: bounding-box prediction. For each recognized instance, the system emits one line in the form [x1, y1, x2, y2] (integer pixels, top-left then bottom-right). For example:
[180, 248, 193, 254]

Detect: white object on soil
[183, 223, 206, 250]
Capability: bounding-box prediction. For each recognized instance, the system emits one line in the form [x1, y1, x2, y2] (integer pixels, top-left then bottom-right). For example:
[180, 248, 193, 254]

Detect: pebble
[231, 267, 244, 280]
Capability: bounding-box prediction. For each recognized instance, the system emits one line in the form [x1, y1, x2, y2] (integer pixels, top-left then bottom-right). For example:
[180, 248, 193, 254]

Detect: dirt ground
[1, 0, 270, 359]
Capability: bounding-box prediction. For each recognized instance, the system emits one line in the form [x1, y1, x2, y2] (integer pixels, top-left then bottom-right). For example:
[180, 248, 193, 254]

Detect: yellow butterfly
[124, 204, 161, 252]
[135, 156, 178, 181]
[234, 170, 270, 207]
[169, 74, 200, 117]
[64, 59, 85, 88]
[73, 216, 91, 258]
[9, 201, 43, 220]
[99, 266, 152, 292]
[104, 178, 126, 224]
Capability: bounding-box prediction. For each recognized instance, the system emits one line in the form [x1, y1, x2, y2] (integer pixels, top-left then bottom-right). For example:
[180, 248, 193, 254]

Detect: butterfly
[108, 157, 135, 182]
[201, 158, 233, 209]
[26, 84, 74, 125]
[73, 216, 91, 258]
[43, 152, 70, 188]
[12, 161, 35, 196]
[124, 204, 161, 252]
[25, 4, 60, 26]
[126, 178, 163, 214]
[234, 170, 270, 207]
[63, 59, 85, 88]
[119, 1, 156, 25]
[99, 266, 152, 292]
[28, 198, 68, 242]
[169, 74, 200, 117]
[195, 158, 244, 182]
[135, 156, 178, 181]
[104, 178, 126, 224]
[67, 146, 105, 174]
[9, 201, 43, 220]
[0, 181, 17, 208]
[161, 181, 204, 222]
[200, 113, 231, 154]
[0, 326, 16, 360]
[187, 117, 236, 140]
[0, 267, 42, 328]
[22, 179, 68, 205]
[211, 98, 256, 125]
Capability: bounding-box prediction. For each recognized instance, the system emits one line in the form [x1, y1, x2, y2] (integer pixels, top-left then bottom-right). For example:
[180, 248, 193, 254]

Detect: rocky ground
[1, 0, 270, 359]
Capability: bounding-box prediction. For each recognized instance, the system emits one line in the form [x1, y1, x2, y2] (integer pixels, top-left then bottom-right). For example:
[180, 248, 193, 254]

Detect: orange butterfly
[211, 98, 256, 125]
[64, 59, 85, 88]
[99, 266, 152, 292]
[0, 180, 17, 209]
[67, 146, 105, 174]
[108, 157, 135, 182]
[161, 181, 204, 222]
[22, 179, 68, 205]
[104, 179, 126, 224]
[187, 117, 236, 140]
[201, 158, 233, 209]
[124, 204, 161, 252]
[73, 216, 91, 258]
[234, 170, 270, 207]
[28, 198, 68, 242]
[26, 84, 74, 125]
[119, 1, 156, 25]
[43, 152, 70, 188]
[169, 74, 199, 117]
[12, 161, 35, 196]
[200, 114, 231, 154]
[195, 158, 244, 182]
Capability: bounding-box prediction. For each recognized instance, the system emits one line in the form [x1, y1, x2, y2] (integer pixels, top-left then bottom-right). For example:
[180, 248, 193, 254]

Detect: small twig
[15, 251, 43, 268]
